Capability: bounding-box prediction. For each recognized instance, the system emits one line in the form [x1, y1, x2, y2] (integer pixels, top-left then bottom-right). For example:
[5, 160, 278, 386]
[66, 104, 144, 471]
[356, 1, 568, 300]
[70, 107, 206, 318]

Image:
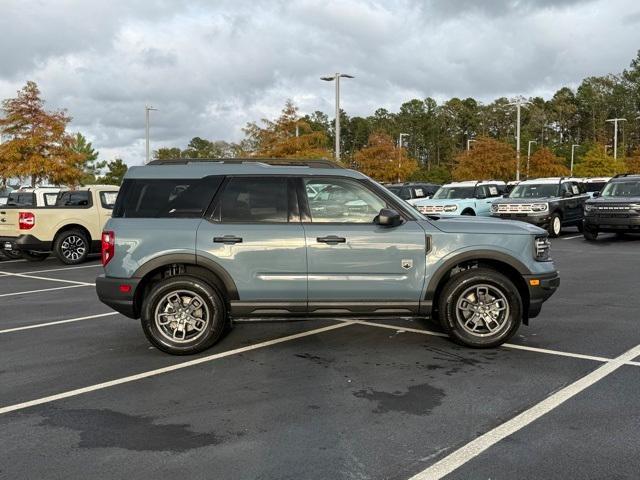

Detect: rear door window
[6, 192, 35, 206]
[113, 177, 222, 218]
[218, 177, 288, 223]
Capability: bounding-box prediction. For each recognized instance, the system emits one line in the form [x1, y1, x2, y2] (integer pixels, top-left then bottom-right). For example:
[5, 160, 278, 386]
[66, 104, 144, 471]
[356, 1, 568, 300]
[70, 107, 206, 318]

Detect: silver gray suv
[96, 159, 559, 355]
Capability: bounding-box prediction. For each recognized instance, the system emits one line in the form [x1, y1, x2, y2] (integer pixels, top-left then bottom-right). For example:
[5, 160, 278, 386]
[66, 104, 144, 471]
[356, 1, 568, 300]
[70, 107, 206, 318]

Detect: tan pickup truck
[0, 185, 119, 264]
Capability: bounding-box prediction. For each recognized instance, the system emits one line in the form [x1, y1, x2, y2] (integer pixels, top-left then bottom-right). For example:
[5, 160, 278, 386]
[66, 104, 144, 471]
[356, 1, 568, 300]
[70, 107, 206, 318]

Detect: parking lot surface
[1, 233, 639, 480]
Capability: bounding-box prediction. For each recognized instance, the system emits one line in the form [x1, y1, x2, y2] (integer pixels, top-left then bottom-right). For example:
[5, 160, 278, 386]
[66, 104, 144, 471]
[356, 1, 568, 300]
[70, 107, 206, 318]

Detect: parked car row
[0, 185, 119, 264]
[406, 175, 640, 240]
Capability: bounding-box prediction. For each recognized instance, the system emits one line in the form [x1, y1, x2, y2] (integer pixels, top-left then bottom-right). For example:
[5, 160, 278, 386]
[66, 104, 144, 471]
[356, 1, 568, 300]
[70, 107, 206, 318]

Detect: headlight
[444, 205, 458, 212]
[531, 203, 548, 212]
[584, 204, 594, 212]
[534, 235, 551, 261]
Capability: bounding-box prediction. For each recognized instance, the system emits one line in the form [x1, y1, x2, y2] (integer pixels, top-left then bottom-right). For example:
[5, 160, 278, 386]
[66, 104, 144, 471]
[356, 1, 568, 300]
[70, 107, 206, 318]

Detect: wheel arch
[461, 208, 476, 216]
[425, 250, 531, 324]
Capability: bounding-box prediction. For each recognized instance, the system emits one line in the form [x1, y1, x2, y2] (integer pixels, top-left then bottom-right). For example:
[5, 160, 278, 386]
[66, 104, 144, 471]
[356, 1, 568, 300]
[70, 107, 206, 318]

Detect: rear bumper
[1, 236, 18, 251]
[96, 274, 140, 319]
[14, 234, 52, 252]
[524, 271, 560, 319]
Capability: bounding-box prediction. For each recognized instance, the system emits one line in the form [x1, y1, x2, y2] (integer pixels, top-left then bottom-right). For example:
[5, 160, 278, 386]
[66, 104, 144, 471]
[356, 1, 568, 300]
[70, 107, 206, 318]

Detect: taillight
[101, 231, 115, 266]
[19, 212, 35, 230]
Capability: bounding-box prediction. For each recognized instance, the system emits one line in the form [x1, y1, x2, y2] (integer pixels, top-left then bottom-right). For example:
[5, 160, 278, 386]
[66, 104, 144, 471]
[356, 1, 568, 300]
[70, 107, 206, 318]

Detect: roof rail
[612, 172, 635, 178]
[147, 158, 343, 169]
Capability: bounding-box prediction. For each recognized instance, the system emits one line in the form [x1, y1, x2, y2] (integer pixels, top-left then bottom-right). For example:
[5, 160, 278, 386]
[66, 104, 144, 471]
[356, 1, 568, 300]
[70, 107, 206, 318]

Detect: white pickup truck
[0, 185, 119, 264]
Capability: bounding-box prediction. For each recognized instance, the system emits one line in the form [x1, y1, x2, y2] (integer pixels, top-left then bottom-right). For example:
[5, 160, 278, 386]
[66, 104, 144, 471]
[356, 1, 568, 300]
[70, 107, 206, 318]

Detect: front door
[196, 176, 307, 316]
[300, 176, 427, 315]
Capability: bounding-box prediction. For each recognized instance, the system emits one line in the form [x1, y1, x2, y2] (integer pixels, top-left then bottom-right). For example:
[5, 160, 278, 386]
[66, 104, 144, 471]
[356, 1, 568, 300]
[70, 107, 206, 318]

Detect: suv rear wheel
[54, 229, 89, 264]
[439, 268, 522, 348]
[141, 276, 228, 355]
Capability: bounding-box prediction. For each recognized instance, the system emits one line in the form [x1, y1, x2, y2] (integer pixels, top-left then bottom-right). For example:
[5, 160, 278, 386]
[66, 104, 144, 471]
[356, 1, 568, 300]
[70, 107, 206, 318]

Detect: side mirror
[592, 191, 600, 198]
[375, 208, 402, 227]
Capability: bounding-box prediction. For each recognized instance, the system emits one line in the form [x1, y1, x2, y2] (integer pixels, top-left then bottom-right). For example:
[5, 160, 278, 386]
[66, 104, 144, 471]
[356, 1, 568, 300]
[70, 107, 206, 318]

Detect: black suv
[583, 174, 640, 241]
[491, 177, 589, 237]
[386, 182, 440, 204]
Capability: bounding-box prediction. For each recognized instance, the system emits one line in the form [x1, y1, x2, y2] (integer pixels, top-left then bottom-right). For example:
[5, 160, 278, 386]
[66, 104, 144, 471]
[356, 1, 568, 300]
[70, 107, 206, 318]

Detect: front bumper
[524, 271, 560, 319]
[96, 274, 141, 319]
[492, 213, 550, 229]
[584, 214, 640, 232]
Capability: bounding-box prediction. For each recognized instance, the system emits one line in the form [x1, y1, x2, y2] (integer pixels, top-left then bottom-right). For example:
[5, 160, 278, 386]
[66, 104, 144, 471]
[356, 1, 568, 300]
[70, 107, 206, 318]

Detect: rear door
[300, 176, 427, 314]
[196, 176, 307, 315]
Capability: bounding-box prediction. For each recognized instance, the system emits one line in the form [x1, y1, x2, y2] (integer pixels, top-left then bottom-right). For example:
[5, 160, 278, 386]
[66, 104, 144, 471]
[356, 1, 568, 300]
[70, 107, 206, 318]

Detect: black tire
[21, 251, 49, 262]
[583, 226, 598, 241]
[461, 209, 476, 216]
[438, 268, 522, 348]
[2, 249, 22, 260]
[54, 229, 89, 265]
[548, 213, 562, 238]
[141, 275, 228, 355]
[576, 221, 584, 233]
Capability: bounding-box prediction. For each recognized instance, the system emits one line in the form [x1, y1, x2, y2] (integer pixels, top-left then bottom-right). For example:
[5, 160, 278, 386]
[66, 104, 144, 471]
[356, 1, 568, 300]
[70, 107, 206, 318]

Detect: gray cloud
[0, 0, 639, 165]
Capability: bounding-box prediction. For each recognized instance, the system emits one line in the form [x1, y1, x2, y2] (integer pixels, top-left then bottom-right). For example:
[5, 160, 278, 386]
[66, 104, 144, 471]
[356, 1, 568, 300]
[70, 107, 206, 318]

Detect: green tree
[71, 133, 105, 184]
[98, 158, 128, 185]
[408, 165, 451, 184]
[574, 144, 625, 177]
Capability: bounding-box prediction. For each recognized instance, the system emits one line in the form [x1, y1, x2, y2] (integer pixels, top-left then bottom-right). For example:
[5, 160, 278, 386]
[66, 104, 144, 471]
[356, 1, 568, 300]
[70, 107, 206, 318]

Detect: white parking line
[0, 263, 101, 277]
[350, 320, 639, 366]
[408, 342, 640, 480]
[561, 234, 583, 240]
[0, 284, 92, 298]
[0, 271, 94, 286]
[0, 312, 119, 334]
[0, 321, 353, 416]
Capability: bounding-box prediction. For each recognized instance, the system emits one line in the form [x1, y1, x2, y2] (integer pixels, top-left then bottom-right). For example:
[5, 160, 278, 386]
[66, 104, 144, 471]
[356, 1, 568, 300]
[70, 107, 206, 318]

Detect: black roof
[147, 158, 342, 169]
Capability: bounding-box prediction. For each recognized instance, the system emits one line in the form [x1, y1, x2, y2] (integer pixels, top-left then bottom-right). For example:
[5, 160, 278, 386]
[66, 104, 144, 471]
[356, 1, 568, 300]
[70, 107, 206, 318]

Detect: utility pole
[145, 105, 157, 164]
[606, 118, 626, 159]
[526, 140, 537, 179]
[509, 99, 531, 181]
[321, 73, 354, 162]
[398, 133, 409, 182]
[570, 144, 580, 175]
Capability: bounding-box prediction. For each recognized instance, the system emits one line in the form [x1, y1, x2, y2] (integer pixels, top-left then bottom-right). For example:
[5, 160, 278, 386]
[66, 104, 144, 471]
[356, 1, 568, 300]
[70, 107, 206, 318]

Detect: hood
[492, 197, 555, 205]
[425, 215, 546, 235]
[587, 196, 640, 205]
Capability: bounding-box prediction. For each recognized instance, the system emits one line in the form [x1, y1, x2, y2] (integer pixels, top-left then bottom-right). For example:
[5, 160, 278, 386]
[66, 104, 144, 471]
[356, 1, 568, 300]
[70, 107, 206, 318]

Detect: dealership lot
[1, 234, 639, 480]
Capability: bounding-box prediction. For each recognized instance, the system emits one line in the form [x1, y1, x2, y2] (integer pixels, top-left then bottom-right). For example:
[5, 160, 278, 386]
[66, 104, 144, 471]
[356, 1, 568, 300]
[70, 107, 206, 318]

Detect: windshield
[585, 182, 606, 193]
[600, 181, 640, 197]
[509, 184, 559, 198]
[432, 186, 475, 199]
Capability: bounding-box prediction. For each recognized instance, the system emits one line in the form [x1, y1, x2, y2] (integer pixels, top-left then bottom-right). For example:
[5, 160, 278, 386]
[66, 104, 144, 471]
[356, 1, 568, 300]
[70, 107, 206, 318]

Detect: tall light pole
[467, 139, 476, 150]
[570, 144, 580, 176]
[397, 133, 409, 182]
[606, 118, 626, 159]
[320, 73, 354, 162]
[526, 140, 537, 179]
[145, 105, 158, 164]
[509, 99, 531, 181]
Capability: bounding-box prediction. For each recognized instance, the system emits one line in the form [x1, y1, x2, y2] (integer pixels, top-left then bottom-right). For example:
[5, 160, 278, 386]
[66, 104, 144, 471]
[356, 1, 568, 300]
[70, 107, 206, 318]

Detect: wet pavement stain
[294, 353, 334, 367]
[353, 383, 445, 416]
[39, 407, 225, 452]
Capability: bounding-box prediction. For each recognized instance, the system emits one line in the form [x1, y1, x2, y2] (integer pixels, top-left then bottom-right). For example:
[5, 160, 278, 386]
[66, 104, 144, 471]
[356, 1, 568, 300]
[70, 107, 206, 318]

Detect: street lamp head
[340, 74, 355, 79]
[320, 76, 335, 82]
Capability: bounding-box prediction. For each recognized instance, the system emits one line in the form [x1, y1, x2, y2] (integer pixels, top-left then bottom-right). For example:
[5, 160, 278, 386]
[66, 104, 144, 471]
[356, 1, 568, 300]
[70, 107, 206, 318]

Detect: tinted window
[433, 186, 475, 199]
[56, 191, 91, 207]
[219, 177, 288, 223]
[586, 182, 606, 193]
[6, 192, 35, 206]
[114, 177, 221, 218]
[601, 181, 640, 197]
[510, 184, 560, 198]
[305, 178, 386, 223]
[100, 191, 119, 209]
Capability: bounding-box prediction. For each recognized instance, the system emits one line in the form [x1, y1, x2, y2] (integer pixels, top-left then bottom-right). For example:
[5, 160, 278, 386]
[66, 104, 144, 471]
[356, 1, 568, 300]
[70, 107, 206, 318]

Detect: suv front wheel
[141, 276, 228, 355]
[439, 268, 522, 348]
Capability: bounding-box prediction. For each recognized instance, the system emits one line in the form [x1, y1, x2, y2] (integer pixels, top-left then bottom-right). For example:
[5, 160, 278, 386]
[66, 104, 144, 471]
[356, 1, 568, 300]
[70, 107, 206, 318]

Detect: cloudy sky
[1, 0, 639, 165]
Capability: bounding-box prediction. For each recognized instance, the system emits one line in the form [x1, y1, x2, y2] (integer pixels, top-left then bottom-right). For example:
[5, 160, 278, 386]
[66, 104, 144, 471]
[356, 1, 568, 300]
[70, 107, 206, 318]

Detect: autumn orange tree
[0, 81, 84, 186]
[243, 100, 332, 159]
[527, 147, 569, 178]
[574, 144, 625, 177]
[354, 131, 417, 182]
[452, 136, 516, 181]
[625, 148, 640, 173]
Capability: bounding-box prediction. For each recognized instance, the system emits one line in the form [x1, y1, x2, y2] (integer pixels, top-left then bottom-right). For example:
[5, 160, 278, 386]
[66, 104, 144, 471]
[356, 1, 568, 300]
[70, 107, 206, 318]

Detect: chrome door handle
[317, 235, 346, 245]
[214, 235, 243, 244]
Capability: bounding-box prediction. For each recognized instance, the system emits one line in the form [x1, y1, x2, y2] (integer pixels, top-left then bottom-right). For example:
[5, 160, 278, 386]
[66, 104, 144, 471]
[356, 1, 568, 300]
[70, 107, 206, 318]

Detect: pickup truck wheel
[548, 213, 562, 238]
[439, 268, 522, 348]
[54, 229, 89, 265]
[21, 251, 49, 262]
[141, 276, 228, 355]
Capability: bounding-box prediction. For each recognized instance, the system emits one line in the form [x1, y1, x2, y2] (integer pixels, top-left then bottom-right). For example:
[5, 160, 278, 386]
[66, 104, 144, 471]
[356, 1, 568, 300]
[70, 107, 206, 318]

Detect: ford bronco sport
[414, 180, 506, 216]
[96, 159, 559, 355]
[583, 173, 640, 240]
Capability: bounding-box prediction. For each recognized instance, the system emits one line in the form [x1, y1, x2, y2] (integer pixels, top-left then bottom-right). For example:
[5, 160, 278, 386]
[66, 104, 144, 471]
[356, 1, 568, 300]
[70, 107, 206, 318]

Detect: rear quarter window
[113, 177, 222, 218]
[100, 191, 119, 209]
[56, 191, 91, 207]
[7, 192, 35, 206]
